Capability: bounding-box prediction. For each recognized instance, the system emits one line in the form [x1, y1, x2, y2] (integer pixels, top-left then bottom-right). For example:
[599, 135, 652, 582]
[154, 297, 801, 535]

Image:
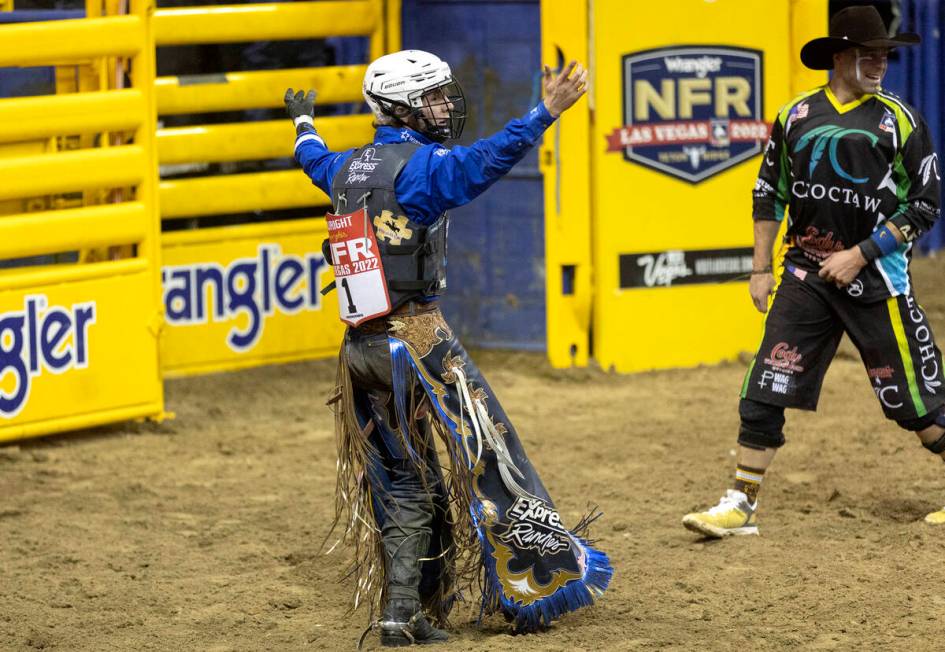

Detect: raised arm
[284, 88, 354, 196]
[397, 62, 588, 222]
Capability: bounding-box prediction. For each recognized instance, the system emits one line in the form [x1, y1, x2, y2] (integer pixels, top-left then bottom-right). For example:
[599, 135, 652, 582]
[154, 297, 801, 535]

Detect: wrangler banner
[0, 267, 164, 440]
[160, 221, 343, 377]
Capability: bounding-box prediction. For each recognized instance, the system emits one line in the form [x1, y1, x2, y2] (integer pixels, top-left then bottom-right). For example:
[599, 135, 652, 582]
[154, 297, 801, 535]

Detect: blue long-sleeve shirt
[294, 102, 556, 225]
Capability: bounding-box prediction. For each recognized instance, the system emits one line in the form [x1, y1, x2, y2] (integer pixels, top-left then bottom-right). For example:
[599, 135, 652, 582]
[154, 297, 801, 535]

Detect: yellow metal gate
[0, 0, 165, 440]
[543, 0, 826, 372]
[153, 0, 399, 376]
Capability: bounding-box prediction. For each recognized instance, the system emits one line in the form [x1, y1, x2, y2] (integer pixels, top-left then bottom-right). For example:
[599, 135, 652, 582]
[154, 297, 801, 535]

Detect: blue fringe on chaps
[331, 308, 612, 633]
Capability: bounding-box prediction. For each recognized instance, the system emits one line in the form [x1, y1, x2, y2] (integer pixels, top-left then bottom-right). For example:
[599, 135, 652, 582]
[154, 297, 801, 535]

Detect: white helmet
[362, 49, 466, 142]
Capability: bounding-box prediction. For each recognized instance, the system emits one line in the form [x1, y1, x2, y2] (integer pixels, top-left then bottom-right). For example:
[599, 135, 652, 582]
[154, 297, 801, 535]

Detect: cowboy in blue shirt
[284, 50, 589, 647]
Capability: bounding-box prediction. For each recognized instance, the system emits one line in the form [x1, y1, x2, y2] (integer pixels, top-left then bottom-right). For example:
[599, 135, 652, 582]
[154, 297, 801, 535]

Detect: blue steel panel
[401, 0, 545, 349]
[0, 10, 84, 99]
[0, 67, 55, 99]
[0, 9, 84, 23]
[883, 0, 945, 253]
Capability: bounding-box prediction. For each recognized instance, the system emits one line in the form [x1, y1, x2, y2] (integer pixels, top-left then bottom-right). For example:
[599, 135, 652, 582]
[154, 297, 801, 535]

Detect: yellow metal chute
[152, 1, 396, 376]
[0, 0, 165, 441]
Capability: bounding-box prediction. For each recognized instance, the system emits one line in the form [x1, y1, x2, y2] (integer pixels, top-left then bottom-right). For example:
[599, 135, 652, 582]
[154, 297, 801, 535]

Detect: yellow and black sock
[734, 465, 766, 503]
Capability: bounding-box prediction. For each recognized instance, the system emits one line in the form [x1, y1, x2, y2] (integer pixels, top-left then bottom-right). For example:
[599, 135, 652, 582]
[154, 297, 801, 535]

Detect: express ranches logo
[608, 46, 768, 183]
[498, 497, 572, 557]
[162, 244, 328, 351]
[0, 295, 96, 418]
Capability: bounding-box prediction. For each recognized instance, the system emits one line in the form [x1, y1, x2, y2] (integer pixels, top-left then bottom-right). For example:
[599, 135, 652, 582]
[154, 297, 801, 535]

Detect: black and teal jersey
[753, 85, 941, 302]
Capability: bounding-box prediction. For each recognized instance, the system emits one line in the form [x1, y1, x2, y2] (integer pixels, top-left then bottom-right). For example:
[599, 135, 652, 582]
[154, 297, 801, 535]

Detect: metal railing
[0, 0, 165, 440]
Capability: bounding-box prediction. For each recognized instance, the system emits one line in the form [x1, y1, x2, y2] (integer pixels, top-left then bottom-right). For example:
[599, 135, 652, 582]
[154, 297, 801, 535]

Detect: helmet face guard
[367, 79, 466, 143]
[411, 79, 466, 142]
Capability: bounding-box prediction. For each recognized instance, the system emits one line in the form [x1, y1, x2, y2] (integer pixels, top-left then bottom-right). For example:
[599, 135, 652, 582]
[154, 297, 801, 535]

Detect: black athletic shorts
[740, 266, 945, 421]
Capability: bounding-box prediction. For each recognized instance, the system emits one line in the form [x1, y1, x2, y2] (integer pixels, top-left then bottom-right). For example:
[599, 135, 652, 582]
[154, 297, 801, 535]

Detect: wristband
[293, 115, 314, 128]
[751, 266, 772, 275]
[871, 225, 899, 256]
[858, 224, 897, 262]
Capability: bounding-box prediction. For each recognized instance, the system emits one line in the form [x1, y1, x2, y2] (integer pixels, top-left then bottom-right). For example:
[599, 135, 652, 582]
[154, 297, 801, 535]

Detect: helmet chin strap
[401, 105, 448, 142]
[418, 114, 447, 141]
[371, 92, 451, 142]
[377, 101, 435, 139]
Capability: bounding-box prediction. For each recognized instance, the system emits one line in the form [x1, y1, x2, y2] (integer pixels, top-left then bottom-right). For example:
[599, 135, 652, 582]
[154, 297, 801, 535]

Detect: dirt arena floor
[3, 256, 945, 651]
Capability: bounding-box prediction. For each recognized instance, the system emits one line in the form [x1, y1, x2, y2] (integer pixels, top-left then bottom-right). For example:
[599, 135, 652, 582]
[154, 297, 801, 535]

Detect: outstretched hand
[284, 88, 316, 122]
[542, 61, 587, 118]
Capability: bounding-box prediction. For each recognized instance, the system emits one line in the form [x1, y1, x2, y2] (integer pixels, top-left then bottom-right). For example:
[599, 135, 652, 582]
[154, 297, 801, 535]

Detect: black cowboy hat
[800, 5, 920, 70]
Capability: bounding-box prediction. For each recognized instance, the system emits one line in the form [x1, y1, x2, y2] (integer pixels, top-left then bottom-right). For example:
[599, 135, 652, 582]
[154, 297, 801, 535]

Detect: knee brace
[896, 411, 938, 433]
[898, 407, 945, 453]
[737, 398, 786, 449]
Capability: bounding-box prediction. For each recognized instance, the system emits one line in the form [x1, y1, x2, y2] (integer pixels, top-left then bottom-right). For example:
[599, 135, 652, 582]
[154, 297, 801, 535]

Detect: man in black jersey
[683, 5, 945, 537]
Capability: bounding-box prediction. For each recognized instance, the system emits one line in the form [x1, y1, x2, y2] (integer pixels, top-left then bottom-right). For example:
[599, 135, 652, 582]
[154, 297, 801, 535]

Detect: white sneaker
[924, 507, 945, 525]
[682, 489, 759, 538]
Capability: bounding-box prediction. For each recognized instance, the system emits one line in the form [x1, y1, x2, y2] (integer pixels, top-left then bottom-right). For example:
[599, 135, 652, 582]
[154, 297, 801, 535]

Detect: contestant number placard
[326, 208, 392, 326]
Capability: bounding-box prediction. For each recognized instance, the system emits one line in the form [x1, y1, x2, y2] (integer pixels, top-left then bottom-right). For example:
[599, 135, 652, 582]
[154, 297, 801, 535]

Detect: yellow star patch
[373, 210, 414, 245]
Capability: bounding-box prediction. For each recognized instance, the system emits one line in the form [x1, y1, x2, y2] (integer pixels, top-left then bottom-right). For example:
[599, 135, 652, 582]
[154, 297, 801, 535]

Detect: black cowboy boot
[379, 598, 448, 646]
[379, 499, 447, 647]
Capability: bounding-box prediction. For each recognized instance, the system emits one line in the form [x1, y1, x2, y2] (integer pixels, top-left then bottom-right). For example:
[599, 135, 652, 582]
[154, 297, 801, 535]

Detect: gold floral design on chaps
[388, 311, 453, 358]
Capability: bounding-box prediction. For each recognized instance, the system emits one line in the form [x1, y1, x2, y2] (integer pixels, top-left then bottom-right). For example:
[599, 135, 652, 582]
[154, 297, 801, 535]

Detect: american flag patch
[786, 102, 809, 133]
[786, 264, 807, 281]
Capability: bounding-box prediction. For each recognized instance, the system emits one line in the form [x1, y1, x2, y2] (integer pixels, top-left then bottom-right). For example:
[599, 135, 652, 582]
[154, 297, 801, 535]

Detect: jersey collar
[824, 84, 873, 114]
[374, 125, 435, 146]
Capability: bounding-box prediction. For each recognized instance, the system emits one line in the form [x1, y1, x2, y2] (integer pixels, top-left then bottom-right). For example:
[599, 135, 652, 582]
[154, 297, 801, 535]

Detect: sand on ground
[3, 256, 945, 651]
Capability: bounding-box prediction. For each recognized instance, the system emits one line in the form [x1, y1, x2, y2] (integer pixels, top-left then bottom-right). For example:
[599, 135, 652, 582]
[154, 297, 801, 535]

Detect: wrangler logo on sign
[607, 46, 768, 183]
[162, 244, 328, 352]
[0, 295, 96, 418]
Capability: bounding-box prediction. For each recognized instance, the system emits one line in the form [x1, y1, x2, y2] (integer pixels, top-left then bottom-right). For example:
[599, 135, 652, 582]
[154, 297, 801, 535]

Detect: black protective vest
[328, 143, 448, 311]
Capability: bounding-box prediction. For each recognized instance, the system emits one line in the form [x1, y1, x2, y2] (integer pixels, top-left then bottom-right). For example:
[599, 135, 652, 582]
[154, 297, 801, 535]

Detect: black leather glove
[284, 88, 316, 122]
[285, 88, 317, 137]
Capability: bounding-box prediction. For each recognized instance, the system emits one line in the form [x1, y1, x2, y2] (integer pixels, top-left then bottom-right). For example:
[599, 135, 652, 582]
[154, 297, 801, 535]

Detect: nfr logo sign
[607, 46, 768, 183]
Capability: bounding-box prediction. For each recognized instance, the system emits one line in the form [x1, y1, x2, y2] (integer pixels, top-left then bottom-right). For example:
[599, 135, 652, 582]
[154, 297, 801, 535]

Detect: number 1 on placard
[340, 277, 358, 313]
